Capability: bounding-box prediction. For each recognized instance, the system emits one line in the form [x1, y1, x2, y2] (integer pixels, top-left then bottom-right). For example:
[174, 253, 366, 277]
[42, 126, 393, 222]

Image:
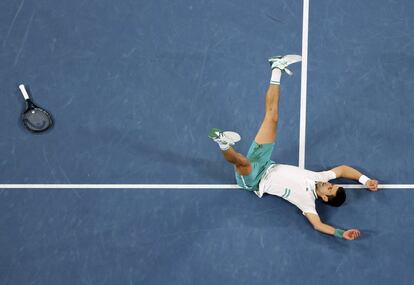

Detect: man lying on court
[209, 55, 379, 241]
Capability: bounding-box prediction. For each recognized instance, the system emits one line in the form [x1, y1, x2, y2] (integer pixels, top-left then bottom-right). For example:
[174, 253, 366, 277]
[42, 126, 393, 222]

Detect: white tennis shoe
[208, 128, 241, 146]
[268, 54, 302, 75]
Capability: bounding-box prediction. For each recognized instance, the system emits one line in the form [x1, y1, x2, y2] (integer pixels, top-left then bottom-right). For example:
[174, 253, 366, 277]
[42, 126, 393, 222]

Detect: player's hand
[365, 179, 379, 191]
[343, 229, 361, 240]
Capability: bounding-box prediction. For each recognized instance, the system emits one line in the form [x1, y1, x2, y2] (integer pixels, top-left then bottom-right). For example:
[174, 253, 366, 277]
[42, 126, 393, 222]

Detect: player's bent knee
[237, 156, 251, 167]
[236, 164, 252, 176]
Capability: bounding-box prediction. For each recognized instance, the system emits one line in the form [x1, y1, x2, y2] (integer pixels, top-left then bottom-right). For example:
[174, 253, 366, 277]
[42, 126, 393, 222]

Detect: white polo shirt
[258, 164, 337, 215]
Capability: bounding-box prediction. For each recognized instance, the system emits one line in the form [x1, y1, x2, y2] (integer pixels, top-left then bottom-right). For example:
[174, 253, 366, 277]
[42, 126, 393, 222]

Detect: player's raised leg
[255, 84, 280, 144]
[255, 55, 302, 144]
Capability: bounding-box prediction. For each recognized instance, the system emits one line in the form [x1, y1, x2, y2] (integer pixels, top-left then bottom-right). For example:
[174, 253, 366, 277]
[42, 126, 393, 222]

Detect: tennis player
[209, 55, 379, 241]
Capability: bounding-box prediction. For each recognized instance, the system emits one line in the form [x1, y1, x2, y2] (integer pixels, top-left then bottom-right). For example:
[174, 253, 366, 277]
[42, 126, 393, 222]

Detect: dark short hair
[323, 187, 346, 207]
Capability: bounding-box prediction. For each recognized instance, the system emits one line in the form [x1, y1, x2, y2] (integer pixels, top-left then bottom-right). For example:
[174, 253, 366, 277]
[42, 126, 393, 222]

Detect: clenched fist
[366, 179, 379, 191]
[343, 229, 361, 240]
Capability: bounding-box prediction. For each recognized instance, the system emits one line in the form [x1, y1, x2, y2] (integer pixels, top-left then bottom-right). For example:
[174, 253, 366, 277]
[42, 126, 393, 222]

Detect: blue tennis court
[1, 0, 413, 284]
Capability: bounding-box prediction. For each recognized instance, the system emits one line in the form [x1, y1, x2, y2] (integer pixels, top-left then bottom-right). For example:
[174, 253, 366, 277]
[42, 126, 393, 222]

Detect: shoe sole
[268, 54, 302, 63]
[223, 131, 241, 143]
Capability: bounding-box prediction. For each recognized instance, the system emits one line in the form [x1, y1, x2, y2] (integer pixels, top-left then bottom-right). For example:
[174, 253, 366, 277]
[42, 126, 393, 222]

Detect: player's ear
[321, 195, 328, 202]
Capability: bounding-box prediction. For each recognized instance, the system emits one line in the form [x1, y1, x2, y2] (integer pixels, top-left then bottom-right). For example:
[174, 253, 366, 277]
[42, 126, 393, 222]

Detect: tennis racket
[18, 84, 53, 132]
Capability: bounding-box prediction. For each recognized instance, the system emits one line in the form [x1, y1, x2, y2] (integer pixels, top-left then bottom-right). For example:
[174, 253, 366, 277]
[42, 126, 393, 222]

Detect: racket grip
[18, 84, 30, 100]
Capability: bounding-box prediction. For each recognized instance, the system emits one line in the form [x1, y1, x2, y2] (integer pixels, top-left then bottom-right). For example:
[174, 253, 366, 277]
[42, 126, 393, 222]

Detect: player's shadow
[126, 131, 300, 182]
[129, 140, 230, 181]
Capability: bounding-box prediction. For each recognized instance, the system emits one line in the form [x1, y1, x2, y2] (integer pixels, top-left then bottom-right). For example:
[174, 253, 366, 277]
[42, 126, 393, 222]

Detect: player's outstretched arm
[304, 213, 361, 240]
[330, 165, 379, 191]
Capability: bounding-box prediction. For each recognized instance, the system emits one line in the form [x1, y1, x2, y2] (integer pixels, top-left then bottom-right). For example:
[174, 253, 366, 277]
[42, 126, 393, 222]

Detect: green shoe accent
[208, 128, 222, 139]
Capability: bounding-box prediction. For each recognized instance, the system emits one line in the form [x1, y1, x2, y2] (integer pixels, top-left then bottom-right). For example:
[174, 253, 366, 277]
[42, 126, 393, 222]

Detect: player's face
[317, 182, 339, 197]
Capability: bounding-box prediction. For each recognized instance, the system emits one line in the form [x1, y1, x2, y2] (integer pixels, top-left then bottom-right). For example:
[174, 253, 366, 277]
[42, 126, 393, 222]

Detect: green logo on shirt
[282, 188, 291, 199]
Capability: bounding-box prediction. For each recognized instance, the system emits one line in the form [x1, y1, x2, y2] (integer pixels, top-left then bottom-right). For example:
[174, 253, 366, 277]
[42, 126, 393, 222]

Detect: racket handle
[18, 84, 30, 100]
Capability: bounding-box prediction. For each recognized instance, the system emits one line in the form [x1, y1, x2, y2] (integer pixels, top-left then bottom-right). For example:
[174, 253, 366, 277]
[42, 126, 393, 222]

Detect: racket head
[22, 100, 53, 132]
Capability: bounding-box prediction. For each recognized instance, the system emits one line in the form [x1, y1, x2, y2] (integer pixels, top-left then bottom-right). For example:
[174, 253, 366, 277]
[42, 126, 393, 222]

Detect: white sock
[270, 68, 281, 85]
[218, 142, 230, 151]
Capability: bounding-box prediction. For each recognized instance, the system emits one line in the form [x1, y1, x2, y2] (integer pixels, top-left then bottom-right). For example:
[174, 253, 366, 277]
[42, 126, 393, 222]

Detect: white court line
[1, 184, 414, 189]
[0, 184, 240, 189]
[299, 0, 309, 169]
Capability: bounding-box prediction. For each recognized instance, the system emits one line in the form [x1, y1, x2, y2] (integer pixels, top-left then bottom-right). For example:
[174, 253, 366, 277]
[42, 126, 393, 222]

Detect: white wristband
[358, 175, 370, 185]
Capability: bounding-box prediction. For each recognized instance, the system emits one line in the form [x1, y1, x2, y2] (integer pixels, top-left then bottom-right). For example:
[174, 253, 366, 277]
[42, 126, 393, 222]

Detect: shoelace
[272, 59, 293, 75]
[214, 132, 234, 145]
[213, 132, 225, 142]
